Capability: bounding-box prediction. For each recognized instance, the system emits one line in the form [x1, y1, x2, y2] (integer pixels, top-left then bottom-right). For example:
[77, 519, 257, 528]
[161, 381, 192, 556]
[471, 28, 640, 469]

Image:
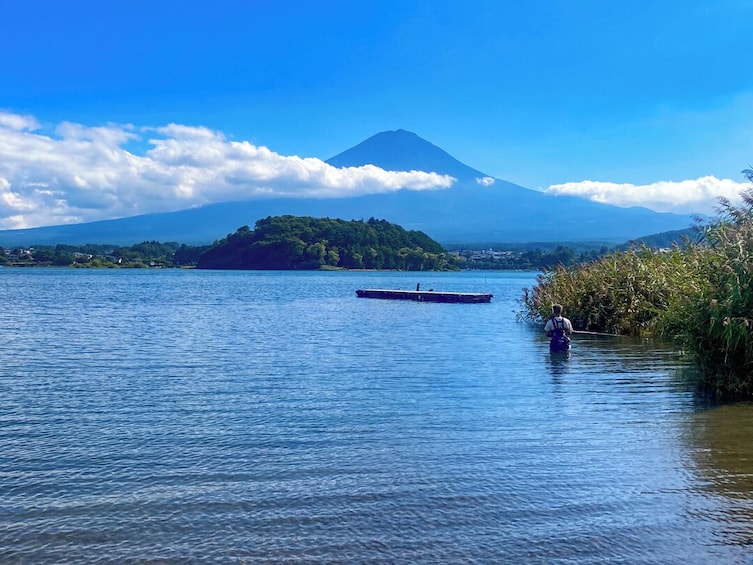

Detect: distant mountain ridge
[0, 129, 698, 246]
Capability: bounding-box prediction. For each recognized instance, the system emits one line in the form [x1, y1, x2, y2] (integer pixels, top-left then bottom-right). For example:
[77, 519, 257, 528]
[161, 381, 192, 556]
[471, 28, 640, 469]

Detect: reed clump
[673, 185, 753, 398]
[521, 245, 709, 337]
[521, 178, 753, 400]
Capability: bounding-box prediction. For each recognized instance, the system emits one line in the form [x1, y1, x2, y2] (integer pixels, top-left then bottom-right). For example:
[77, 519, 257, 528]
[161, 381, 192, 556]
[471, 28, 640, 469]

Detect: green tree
[197, 216, 457, 271]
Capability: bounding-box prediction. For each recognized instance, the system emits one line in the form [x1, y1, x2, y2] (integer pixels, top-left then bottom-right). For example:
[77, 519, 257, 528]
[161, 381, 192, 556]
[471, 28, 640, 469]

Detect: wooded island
[197, 216, 459, 270]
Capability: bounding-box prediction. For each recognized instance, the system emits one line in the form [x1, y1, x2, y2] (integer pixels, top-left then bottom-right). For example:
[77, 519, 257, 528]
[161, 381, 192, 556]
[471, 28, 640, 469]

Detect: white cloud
[476, 176, 495, 186]
[0, 112, 456, 229]
[545, 176, 750, 215]
[0, 111, 40, 131]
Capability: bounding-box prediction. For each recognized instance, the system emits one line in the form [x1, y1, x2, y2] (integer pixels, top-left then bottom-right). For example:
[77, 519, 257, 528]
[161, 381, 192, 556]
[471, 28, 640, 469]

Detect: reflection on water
[547, 350, 571, 381]
[685, 403, 753, 546]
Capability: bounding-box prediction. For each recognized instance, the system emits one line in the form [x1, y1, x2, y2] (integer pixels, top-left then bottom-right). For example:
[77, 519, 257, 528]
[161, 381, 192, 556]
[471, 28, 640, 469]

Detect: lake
[1, 268, 753, 563]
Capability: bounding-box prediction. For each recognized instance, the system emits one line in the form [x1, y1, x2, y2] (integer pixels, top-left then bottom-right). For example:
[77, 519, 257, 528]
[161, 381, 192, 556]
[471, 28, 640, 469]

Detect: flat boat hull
[355, 289, 492, 303]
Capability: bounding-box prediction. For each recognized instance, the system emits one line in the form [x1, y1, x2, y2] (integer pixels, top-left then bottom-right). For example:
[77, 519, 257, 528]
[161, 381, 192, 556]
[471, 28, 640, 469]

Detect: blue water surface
[1, 268, 752, 564]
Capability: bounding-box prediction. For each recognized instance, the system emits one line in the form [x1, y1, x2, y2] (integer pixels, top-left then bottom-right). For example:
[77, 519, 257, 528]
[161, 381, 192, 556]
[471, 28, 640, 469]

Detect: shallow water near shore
[2, 268, 753, 563]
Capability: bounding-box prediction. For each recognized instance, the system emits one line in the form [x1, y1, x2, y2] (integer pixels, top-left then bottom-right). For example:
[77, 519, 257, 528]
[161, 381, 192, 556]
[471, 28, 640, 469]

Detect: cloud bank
[546, 177, 749, 216]
[0, 112, 456, 229]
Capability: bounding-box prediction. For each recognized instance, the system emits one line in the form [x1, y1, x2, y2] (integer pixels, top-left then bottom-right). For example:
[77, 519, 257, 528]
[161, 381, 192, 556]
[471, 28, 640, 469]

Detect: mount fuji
[0, 129, 696, 247]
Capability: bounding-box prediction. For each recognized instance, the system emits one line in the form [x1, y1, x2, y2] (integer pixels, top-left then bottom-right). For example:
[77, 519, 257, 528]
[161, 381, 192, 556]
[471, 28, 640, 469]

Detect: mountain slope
[327, 129, 489, 183]
[0, 130, 698, 246]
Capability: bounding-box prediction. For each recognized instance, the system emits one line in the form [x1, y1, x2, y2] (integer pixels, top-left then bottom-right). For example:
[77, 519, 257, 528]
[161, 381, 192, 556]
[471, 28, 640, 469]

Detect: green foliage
[520, 246, 575, 269]
[520, 174, 753, 400]
[1, 241, 207, 268]
[673, 183, 753, 398]
[453, 244, 611, 270]
[520, 245, 709, 336]
[174, 243, 210, 265]
[197, 216, 459, 271]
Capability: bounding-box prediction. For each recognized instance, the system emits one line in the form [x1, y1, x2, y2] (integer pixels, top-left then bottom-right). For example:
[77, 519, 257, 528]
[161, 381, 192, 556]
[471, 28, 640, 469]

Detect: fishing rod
[571, 329, 621, 337]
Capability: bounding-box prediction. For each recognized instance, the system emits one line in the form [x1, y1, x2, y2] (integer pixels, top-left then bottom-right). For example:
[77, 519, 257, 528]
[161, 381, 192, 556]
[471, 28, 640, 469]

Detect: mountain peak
[0, 129, 698, 247]
[327, 129, 488, 182]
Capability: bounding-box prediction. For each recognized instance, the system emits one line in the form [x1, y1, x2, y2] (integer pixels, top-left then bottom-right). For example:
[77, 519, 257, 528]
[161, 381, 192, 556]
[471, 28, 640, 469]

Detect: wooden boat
[355, 288, 492, 303]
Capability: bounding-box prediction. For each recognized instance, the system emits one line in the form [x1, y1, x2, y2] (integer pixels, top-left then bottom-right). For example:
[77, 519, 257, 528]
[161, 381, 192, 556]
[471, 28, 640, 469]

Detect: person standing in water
[544, 304, 573, 352]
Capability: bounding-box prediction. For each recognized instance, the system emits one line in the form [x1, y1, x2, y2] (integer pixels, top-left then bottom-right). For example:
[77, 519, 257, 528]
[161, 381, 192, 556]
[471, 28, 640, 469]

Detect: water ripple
[0, 270, 751, 563]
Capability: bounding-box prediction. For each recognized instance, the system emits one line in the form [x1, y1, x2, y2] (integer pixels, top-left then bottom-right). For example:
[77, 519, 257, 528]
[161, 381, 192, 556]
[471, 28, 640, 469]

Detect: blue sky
[1, 0, 752, 228]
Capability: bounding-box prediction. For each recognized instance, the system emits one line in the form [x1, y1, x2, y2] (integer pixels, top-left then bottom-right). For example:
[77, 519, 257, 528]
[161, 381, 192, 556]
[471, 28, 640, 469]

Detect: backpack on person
[549, 317, 571, 352]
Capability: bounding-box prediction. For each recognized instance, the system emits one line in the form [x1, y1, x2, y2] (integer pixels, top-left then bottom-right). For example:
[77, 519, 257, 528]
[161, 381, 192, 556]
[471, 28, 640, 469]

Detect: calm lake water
[2, 268, 753, 564]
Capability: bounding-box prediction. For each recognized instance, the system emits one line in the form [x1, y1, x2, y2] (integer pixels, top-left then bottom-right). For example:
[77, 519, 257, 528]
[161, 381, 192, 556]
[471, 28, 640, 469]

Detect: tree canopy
[197, 216, 458, 271]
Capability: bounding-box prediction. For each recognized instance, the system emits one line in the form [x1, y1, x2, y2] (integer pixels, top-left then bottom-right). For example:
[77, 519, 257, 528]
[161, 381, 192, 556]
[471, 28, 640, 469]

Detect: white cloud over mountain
[0, 112, 455, 229]
[546, 177, 748, 216]
[1, 110, 748, 231]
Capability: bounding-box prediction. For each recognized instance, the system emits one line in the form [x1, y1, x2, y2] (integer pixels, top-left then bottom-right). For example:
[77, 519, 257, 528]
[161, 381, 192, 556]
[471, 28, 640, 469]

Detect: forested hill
[196, 216, 459, 270]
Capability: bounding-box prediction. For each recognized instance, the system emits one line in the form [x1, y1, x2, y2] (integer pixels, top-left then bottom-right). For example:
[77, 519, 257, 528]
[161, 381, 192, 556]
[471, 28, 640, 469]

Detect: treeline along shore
[521, 174, 753, 401]
[0, 215, 613, 271]
[0, 241, 208, 268]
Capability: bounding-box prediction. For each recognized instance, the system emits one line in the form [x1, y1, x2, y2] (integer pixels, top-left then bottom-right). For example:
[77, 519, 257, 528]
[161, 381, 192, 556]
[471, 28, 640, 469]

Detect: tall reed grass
[676, 185, 753, 398]
[521, 245, 709, 336]
[521, 179, 753, 399]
